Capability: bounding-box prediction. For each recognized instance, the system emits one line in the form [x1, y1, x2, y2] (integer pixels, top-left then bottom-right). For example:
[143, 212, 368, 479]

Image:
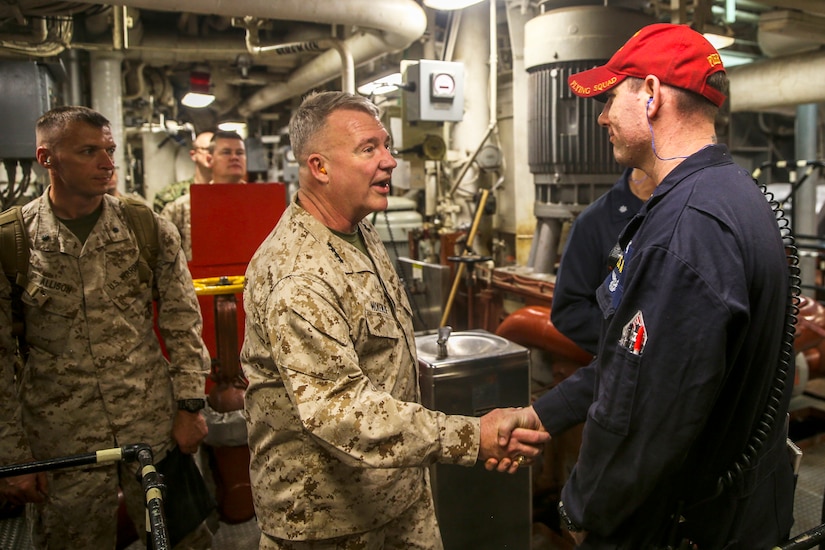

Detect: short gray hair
[288, 91, 380, 164]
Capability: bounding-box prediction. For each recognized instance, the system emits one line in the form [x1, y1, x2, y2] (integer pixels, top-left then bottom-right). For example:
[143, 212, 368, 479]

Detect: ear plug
[320, 167, 327, 174]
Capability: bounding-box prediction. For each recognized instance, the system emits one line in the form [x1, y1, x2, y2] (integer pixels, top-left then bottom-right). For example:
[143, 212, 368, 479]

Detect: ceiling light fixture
[704, 31, 736, 50]
[357, 72, 403, 96]
[423, 0, 485, 11]
[218, 121, 248, 139]
[702, 23, 736, 50]
[181, 71, 216, 108]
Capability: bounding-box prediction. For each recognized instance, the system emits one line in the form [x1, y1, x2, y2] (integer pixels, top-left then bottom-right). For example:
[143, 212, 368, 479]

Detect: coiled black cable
[714, 180, 801, 496]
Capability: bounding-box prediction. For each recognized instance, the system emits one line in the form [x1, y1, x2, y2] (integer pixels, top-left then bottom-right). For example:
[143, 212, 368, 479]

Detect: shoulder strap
[119, 196, 160, 300]
[0, 205, 30, 345]
[0, 206, 29, 286]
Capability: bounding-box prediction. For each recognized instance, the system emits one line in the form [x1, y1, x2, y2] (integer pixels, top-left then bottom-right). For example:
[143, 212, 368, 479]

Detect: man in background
[161, 130, 246, 261]
[551, 167, 653, 354]
[153, 130, 214, 213]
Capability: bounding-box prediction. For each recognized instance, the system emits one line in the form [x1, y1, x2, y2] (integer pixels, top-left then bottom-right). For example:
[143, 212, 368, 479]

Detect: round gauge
[432, 73, 456, 97]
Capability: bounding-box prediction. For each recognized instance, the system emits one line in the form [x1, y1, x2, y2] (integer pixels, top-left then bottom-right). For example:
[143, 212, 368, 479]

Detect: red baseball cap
[567, 23, 727, 107]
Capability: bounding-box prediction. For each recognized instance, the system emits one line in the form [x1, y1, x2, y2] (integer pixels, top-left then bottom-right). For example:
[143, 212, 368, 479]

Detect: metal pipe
[795, 103, 820, 292]
[101, 0, 424, 116]
[448, 124, 495, 197]
[440, 188, 490, 327]
[489, 0, 497, 126]
[243, 25, 354, 94]
[729, 50, 825, 112]
[90, 52, 126, 188]
[495, 305, 592, 365]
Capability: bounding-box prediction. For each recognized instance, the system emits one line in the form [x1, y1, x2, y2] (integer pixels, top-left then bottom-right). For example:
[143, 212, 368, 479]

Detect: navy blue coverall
[552, 168, 645, 354]
[534, 145, 795, 549]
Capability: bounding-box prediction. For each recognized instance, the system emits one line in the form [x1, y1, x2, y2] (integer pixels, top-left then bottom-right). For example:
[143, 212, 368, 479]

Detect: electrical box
[403, 60, 465, 122]
[0, 61, 59, 159]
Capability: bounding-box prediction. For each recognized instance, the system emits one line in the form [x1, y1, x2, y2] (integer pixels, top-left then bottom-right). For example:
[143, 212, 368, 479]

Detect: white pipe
[104, 0, 426, 116]
[244, 30, 355, 94]
[489, 0, 497, 126]
[90, 52, 126, 192]
[728, 50, 825, 112]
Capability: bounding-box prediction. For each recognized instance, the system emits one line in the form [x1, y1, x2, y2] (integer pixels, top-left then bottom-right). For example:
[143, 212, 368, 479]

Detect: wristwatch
[558, 500, 583, 533]
[177, 398, 206, 413]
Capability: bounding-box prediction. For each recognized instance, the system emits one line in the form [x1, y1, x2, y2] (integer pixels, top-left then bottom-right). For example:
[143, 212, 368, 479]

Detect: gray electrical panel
[0, 61, 59, 159]
[404, 60, 465, 123]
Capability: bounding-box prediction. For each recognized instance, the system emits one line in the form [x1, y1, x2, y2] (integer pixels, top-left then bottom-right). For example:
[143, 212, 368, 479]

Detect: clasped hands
[478, 405, 548, 474]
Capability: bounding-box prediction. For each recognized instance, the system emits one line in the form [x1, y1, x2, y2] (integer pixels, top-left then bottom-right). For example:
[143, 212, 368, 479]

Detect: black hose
[714, 181, 801, 496]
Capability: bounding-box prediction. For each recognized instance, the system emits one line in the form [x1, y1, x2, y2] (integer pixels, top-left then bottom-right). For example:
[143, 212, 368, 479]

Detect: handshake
[479, 406, 549, 474]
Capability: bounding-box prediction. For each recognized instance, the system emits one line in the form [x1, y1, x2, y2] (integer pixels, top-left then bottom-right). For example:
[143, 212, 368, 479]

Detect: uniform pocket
[102, 258, 153, 323]
[22, 286, 80, 356]
[591, 347, 640, 435]
[364, 308, 401, 340]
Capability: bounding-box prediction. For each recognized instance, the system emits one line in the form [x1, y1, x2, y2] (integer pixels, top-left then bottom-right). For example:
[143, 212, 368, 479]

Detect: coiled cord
[714, 181, 801, 496]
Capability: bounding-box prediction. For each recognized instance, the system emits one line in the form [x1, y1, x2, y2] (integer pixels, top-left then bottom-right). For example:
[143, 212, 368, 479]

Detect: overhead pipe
[728, 50, 825, 112]
[0, 17, 70, 57]
[103, 0, 426, 116]
[241, 17, 354, 94]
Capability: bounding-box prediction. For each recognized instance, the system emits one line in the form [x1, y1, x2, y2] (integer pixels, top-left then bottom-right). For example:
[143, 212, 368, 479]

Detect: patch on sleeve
[619, 310, 647, 355]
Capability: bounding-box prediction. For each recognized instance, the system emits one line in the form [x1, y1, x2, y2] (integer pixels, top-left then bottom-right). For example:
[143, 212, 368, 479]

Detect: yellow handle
[192, 276, 245, 296]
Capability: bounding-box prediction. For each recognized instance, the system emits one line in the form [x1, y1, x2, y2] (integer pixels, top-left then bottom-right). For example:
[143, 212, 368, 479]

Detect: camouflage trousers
[259, 485, 444, 550]
[27, 457, 213, 549]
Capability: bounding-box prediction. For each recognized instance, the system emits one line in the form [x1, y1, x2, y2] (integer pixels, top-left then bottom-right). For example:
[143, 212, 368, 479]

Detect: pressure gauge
[431, 72, 457, 100]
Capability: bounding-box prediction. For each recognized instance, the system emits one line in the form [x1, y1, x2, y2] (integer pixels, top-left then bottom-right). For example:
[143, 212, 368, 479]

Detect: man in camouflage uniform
[0, 106, 211, 548]
[153, 130, 214, 213]
[241, 91, 548, 549]
[161, 130, 247, 261]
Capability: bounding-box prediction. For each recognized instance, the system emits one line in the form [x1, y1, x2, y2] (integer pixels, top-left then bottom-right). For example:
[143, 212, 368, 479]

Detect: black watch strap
[177, 398, 206, 413]
[558, 500, 583, 532]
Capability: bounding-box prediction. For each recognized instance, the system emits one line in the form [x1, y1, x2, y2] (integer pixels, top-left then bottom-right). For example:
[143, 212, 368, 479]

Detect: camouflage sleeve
[160, 197, 192, 262]
[0, 274, 33, 465]
[268, 274, 481, 468]
[153, 215, 209, 399]
[153, 180, 190, 213]
[159, 198, 182, 233]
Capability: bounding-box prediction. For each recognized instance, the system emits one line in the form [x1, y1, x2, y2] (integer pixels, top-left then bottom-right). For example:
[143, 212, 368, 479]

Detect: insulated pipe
[495, 305, 592, 366]
[795, 103, 820, 290]
[244, 29, 355, 94]
[65, 49, 83, 105]
[90, 52, 126, 190]
[104, 0, 426, 116]
[529, 217, 561, 275]
[728, 50, 825, 112]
